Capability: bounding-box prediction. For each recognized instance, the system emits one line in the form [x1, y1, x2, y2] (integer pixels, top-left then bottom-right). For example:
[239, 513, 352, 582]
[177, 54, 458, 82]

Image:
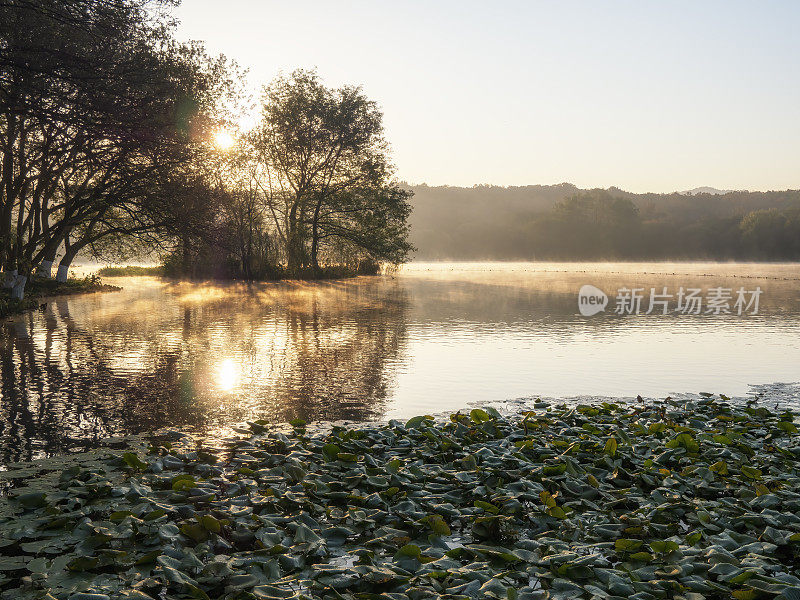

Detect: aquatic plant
[96, 266, 165, 277]
[1, 396, 799, 599]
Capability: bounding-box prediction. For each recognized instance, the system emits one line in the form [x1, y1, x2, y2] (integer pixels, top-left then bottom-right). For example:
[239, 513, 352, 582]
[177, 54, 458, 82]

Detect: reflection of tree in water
[0, 280, 410, 462]
[1, 302, 117, 462]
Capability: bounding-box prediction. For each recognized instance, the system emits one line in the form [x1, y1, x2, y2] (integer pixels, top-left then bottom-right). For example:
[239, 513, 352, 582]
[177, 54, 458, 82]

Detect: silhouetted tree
[249, 70, 413, 275]
[0, 0, 233, 296]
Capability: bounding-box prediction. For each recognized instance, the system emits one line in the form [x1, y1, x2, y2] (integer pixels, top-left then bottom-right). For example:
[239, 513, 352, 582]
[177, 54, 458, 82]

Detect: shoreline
[0, 277, 121, 320]
[1, 396, 799, 599]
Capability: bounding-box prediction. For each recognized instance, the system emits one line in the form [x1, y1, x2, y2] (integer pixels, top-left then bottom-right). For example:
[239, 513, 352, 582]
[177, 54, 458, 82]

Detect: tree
[1, 0, 233, 296]
[249, 70, 413, 275]
[740, 207, 800, 259]
[540, 190, 641, 258]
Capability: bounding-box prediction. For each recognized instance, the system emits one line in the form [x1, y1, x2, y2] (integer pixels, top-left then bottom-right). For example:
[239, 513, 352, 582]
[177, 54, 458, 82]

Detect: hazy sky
[173, 1, 799, 193]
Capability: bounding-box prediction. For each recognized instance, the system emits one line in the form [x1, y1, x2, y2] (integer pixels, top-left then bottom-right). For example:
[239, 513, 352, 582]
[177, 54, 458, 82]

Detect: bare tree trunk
[36, 259, 54, 278]
[35, 238, 62, 279]
[56, 249, 78, 282]
[310, 193, 325, 274]
[2, 269, 18, 289]
[1, 112, 17, 275]
[311, 218, 320, 274]
[11, 274, 27, 300]
[286, 226, 304, 275]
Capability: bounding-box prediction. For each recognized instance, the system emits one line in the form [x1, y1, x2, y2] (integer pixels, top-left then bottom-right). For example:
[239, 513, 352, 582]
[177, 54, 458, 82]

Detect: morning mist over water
[2, 262, 799, 463]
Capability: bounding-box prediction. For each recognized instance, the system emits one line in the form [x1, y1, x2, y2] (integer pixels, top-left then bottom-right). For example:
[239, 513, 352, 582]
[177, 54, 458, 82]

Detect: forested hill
[406, 184, 800, 260]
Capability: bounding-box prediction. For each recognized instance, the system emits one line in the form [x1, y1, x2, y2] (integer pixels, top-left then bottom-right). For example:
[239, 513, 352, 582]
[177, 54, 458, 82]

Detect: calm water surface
[1, 262, 799, 462]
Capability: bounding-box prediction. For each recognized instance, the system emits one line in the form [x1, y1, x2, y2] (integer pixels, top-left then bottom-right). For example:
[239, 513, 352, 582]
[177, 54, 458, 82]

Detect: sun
[213, 129, 235, 150]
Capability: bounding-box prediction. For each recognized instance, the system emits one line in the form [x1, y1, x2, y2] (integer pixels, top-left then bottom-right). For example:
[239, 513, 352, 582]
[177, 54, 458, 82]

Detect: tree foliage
[0, 0, 231, 295]
[249, 69, 413, 275]
[167, 70, 414, 280]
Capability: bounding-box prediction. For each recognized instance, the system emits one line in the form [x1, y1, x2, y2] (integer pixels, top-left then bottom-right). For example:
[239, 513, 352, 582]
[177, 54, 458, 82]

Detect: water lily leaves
[294, 523, 323, 544]
[172, 474, 196, 491]
[385, 458, 403, 474]
[649, 540, 679, 554]
[248, 420, 270, 434]
[0, 556, 28, 571]
[394, 543, 421, 559]
[67, 555, 99, 572]
[109, 510, 134, 523]
[615, 538, 644, 553]
[252, 584, 297, 599]
[420, 514, 451, 536]
[122, 452, 148, 470]
[666, 432, 700, 454]
[143, 508, 167, 521]
[741, 465, 762, 480]
[179, 522, 208, 542]
[629, 551, 654, 562]
[11, 490, 48, 510]
[134, 550, 161, 565]
[649, 422, 668, 434]
[393, 543, 430, 570]
[322, 443, 341, 461]
[198, 514, 221, 533]
[470, 409, 493, 423]
[686, 530, 703, 545]
[336, 452, 359, 462]
[538, 491, 567, 519]
[710, 460, 729, 476]
[542, 462, 567, 476]
[5, 397, 800, 600]
[475, 500, 499, 514]
[755, 483, 771, 496]
[405, 415, 433, 429]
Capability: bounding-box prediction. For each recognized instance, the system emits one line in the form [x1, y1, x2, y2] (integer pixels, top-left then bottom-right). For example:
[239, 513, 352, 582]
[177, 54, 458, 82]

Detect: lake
[1, 261, 799, 462]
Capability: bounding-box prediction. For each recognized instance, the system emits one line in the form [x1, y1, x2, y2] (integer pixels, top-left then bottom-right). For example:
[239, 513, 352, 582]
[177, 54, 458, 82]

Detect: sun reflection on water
[216, 358, 241, 392]
[2, 264, 800, 463]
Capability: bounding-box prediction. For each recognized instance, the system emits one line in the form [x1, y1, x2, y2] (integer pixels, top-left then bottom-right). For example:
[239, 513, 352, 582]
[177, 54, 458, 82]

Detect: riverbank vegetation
[0, 1, 413, 299]
[1, 396, 799, 599]
[96, 266, 166, 277]
[0, 276, 118, 319]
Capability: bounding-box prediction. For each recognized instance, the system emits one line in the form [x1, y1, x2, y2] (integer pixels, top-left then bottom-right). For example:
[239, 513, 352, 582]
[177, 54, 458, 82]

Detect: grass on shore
[96, 265, 165, 277]
[99, 261, 380, 280]
[1, 396, 799, 599]
[0, 275, 120, 319]
[162, 263, 382, 282]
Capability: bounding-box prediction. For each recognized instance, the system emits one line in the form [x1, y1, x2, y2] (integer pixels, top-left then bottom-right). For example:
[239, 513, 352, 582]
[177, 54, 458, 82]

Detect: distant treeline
[408, 184, 800, 260]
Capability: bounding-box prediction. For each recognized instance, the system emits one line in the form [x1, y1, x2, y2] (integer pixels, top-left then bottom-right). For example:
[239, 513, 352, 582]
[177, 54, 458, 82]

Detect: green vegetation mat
[2, 397, 800, 599]
[96, 266, 165, 277]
